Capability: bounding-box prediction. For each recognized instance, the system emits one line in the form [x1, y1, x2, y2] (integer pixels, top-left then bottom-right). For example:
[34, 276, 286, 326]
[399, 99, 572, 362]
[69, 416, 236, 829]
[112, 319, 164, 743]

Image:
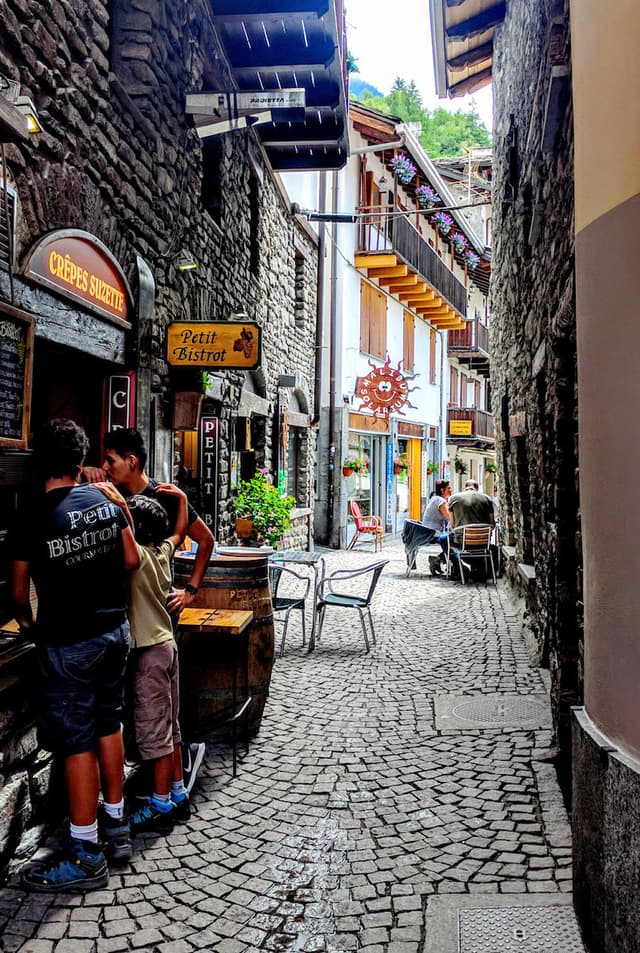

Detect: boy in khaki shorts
[99, 482, 190, 834]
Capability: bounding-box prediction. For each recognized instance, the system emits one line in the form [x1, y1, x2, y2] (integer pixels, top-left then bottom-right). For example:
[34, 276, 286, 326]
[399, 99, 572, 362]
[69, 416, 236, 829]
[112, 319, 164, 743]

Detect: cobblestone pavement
[0, 540, 574, 953]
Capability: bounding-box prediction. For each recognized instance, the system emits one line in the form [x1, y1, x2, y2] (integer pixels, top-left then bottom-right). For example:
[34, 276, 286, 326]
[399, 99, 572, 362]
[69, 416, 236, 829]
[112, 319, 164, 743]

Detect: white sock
[70, 820, 99, 843]
[152, 792, 173, 811]
[171, 780, 187, 801]
[103, 798, 124, 820]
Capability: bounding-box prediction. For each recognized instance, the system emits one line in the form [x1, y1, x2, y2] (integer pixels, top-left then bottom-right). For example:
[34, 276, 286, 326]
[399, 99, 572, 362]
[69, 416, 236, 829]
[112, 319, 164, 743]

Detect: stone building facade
[489, 0, 581, 771]
[0, 0, 335, 877]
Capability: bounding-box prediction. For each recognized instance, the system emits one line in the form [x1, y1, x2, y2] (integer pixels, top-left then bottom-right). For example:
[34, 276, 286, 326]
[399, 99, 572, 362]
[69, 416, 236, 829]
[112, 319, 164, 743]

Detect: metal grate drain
[459, 905, 584, 952]
[453, 697, 546, 724]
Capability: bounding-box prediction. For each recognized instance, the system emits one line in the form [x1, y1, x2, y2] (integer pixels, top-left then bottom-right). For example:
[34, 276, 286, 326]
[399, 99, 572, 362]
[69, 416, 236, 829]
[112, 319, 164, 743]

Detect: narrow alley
[0, 541, 583, 953]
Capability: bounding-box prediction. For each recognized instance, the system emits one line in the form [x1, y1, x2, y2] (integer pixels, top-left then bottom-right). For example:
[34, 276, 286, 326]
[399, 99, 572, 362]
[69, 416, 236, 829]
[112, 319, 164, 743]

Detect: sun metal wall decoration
[355, 355, 418, 419]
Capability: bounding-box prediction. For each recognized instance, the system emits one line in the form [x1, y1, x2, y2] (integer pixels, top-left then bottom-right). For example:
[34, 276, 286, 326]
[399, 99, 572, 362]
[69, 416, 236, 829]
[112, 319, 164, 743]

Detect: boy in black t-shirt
[12, 419, 140, 892]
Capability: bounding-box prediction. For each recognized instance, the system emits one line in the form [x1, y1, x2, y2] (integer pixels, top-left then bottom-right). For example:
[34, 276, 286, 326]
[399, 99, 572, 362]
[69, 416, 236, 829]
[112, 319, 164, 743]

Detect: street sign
[167, 322, 262, 370]
[186, 89, 306, 116]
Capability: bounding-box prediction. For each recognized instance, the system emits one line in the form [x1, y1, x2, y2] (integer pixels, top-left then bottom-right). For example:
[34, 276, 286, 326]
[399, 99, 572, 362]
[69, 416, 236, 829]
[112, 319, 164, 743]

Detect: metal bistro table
[269, 550, 325, 652]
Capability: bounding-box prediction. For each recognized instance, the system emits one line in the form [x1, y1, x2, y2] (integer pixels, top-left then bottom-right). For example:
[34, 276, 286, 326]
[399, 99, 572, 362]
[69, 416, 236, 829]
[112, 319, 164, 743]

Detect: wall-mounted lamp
[0, 72, 42, 136]
[176, 248, 197, 271]
[230, 310, 249, 320]
[379, 174, 389, 191]
[15, 96, 42, 134]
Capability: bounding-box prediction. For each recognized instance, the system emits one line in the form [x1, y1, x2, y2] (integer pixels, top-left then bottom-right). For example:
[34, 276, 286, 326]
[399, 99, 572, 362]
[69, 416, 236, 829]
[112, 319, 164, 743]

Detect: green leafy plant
[343, 456, 368, 474]
[426, 461, 440, 475]
[454, 456, 468, 475]
[234, 470, 295, 547]
[393, 455, 409, 472]
[484, 461, 498, 474]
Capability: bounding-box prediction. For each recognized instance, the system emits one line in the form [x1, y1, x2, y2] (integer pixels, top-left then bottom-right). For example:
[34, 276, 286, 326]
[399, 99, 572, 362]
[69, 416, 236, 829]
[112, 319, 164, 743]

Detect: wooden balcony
[448, 316, 490, 377]
[447, 407, 495, 447]
[355, 204, 468, 326]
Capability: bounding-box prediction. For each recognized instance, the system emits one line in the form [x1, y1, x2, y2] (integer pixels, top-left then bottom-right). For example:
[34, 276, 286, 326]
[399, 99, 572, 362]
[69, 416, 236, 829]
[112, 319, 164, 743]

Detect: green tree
[355, 76, 490, 157]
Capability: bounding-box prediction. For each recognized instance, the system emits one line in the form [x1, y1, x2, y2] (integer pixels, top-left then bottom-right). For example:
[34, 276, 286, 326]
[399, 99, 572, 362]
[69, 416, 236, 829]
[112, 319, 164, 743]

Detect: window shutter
[403, 311, 414, 372]
[0, 186, 16, 271]
[429, 329, 437, 385]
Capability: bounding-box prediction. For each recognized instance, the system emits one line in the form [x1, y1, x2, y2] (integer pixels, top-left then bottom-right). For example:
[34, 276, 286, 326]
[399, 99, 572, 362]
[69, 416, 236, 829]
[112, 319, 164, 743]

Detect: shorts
[36, 623, 130, 757]
[132, 641, 181, 761]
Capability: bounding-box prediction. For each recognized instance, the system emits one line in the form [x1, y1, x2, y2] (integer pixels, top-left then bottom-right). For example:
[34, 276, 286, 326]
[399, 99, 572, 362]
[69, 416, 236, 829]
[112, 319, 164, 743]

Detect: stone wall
[0, 0, 318, 876]
[490, 0, 582, 771]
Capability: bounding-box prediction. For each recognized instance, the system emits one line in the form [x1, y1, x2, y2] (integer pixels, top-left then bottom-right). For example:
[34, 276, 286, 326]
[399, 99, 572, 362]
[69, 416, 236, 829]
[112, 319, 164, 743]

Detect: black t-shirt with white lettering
[13, 484, 129, 645]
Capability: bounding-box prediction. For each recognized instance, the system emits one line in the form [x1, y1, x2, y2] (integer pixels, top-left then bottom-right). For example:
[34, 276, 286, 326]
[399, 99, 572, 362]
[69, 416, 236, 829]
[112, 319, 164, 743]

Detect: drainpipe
[439, 328, 446, 472]
[311, 173, 327, 427]
[327, 169, 339, 544]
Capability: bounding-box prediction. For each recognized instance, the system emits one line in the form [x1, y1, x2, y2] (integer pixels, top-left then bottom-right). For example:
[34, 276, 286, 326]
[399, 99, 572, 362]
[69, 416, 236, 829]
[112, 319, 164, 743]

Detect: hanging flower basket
[426, 461, 439, 475]
[431, 211, 454, 237]
[464, 250, 480, 271]
[454, 456, 468, 475]
[415, 185, 440, 209]
[451, 231, 469, 253]
[343, 456, 368, 476]
[389, 154, 417, 185]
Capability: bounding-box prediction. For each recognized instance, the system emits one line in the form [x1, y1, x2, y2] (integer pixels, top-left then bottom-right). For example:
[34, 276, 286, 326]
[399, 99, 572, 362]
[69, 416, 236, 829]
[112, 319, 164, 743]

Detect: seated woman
[402, 480, 452, 573]
[422, 480, 452, 575]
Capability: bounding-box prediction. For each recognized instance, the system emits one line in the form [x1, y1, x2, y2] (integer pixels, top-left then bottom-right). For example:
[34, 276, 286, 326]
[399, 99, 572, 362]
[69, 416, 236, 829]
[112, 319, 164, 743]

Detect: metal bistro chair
[347, 500, 384, 552]
[316, 560, 389, 652]
[447, 523, 497, 585]
[269, 564, 311, 656]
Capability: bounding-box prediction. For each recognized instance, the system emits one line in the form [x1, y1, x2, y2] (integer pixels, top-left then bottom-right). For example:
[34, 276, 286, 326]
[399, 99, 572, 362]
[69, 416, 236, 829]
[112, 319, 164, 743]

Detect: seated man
[443, 479, 495, 578]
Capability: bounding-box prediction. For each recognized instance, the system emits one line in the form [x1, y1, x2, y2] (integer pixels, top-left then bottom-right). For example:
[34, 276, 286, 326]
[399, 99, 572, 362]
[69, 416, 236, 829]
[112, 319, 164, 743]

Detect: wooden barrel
[174, 553, 274, 737]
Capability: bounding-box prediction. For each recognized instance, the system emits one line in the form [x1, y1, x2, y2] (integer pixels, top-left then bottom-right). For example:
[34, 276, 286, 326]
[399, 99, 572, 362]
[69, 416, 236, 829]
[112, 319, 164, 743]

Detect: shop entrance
[345, 432, 386, 547]
[30, 339, 112, 466]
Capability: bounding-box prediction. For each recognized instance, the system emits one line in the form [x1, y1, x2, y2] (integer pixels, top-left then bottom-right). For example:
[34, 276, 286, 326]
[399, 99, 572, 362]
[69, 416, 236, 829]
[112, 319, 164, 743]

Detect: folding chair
[446, 523, 496, 585]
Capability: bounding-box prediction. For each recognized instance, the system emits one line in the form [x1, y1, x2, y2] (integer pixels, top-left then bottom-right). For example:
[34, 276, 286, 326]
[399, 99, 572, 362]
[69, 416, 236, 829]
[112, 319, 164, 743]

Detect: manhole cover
[453, 697, 546, 724]
[459, 905, 584, 952]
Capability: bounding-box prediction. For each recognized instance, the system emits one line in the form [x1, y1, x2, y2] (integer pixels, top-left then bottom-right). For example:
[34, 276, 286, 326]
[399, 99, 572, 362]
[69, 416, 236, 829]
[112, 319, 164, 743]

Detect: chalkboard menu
[0, 308, 33, 448]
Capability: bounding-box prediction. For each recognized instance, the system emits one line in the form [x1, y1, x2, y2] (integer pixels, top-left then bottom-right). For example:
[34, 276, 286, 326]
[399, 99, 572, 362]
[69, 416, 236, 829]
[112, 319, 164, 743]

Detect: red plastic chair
[347, 500, 384, 552]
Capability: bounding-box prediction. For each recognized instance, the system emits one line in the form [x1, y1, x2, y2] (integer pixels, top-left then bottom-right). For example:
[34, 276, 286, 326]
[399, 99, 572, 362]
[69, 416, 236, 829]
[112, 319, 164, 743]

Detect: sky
[344, 0, 493, 133]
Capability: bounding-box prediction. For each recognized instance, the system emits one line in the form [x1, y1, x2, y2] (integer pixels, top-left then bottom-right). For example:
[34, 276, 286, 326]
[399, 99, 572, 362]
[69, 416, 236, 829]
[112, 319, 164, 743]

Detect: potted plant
[393, 455, 409, 475]
[431, 211, 454, 237]
[426, 461, 439, 475]
[454, 456, 468, 475]
[234, 469, 296, 548]
[343, 456, 367, 477]
[484, 461, 498, 475]
[451, 231, 469, 254]
[389, 153, 417, 185]
[415, 185, 440, 208]
[464, 250, 480, 271]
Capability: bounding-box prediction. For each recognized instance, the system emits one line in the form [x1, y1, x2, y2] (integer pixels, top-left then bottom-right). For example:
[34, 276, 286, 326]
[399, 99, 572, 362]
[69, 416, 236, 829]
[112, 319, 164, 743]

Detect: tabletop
[178, 608, 254, 635]
[270, 550, 325, 566]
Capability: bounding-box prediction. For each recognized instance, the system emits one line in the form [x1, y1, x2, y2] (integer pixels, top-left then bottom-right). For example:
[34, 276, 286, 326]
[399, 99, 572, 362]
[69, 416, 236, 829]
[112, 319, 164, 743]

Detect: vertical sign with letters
[385, 442, 394, 531]
[102, 372, 136, 436]
[199, 417, 219, 536]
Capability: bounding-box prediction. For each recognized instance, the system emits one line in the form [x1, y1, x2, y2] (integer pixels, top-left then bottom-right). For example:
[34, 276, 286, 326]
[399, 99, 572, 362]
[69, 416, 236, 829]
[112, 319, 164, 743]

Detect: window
[460, 373, 468, 406]
[294, 250, 306, 327]
[201, 138, 223, 225]
[360, 281, 386, 358]
[429, 329, 437, 385]
[403, 311, 414, 373]
[249, 173, 260, 274]
[449, 365, 458, 407]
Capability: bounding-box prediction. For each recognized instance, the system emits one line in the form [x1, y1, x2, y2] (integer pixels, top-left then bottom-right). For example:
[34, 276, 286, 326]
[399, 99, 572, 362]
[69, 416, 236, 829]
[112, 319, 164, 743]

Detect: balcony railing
[447, 407, 495, 441]
[448, 316, 490, 354]
[356, 205, 468, 317]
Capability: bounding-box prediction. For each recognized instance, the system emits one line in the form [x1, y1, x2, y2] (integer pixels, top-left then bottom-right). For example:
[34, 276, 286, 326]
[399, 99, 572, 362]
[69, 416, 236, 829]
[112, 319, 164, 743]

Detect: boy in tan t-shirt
[101, 482, 190, 835]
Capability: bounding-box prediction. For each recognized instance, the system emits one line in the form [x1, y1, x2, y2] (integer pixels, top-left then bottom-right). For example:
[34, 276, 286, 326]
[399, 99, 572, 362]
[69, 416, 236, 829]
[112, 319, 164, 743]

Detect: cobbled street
[0, 540, 577, 953]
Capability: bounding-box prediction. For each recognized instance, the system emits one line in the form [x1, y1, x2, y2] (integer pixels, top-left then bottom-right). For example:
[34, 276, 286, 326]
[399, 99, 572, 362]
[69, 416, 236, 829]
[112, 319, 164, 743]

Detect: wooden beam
[448, 67, 493, 98]
[399, 284, 431, 301]
[367, 265, 408, 279]
[355, 253, 397, 270]
[378, 273, 418, 287]
[448, 41, 493, 73]
[445, 3, 506, 40]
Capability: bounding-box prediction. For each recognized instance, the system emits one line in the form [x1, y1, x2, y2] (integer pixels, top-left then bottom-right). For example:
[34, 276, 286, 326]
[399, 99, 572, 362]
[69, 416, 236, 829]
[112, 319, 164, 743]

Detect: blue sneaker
[182, 742, 205, 794]
[99, 808, 132, 866]
[128, 798, 174, 836]
[22, 837, 108, 893]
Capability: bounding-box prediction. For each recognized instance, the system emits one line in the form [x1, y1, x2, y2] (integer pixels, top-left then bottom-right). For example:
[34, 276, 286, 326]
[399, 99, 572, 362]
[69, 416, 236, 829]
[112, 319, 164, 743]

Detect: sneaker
[171, 793, 191, 823]
[128, 798, 174, 836]
[182, 741, 205, 795]
[99, 808, 132, 866]
[22, 837, 108, 893]
[428, 555, 442, 576]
